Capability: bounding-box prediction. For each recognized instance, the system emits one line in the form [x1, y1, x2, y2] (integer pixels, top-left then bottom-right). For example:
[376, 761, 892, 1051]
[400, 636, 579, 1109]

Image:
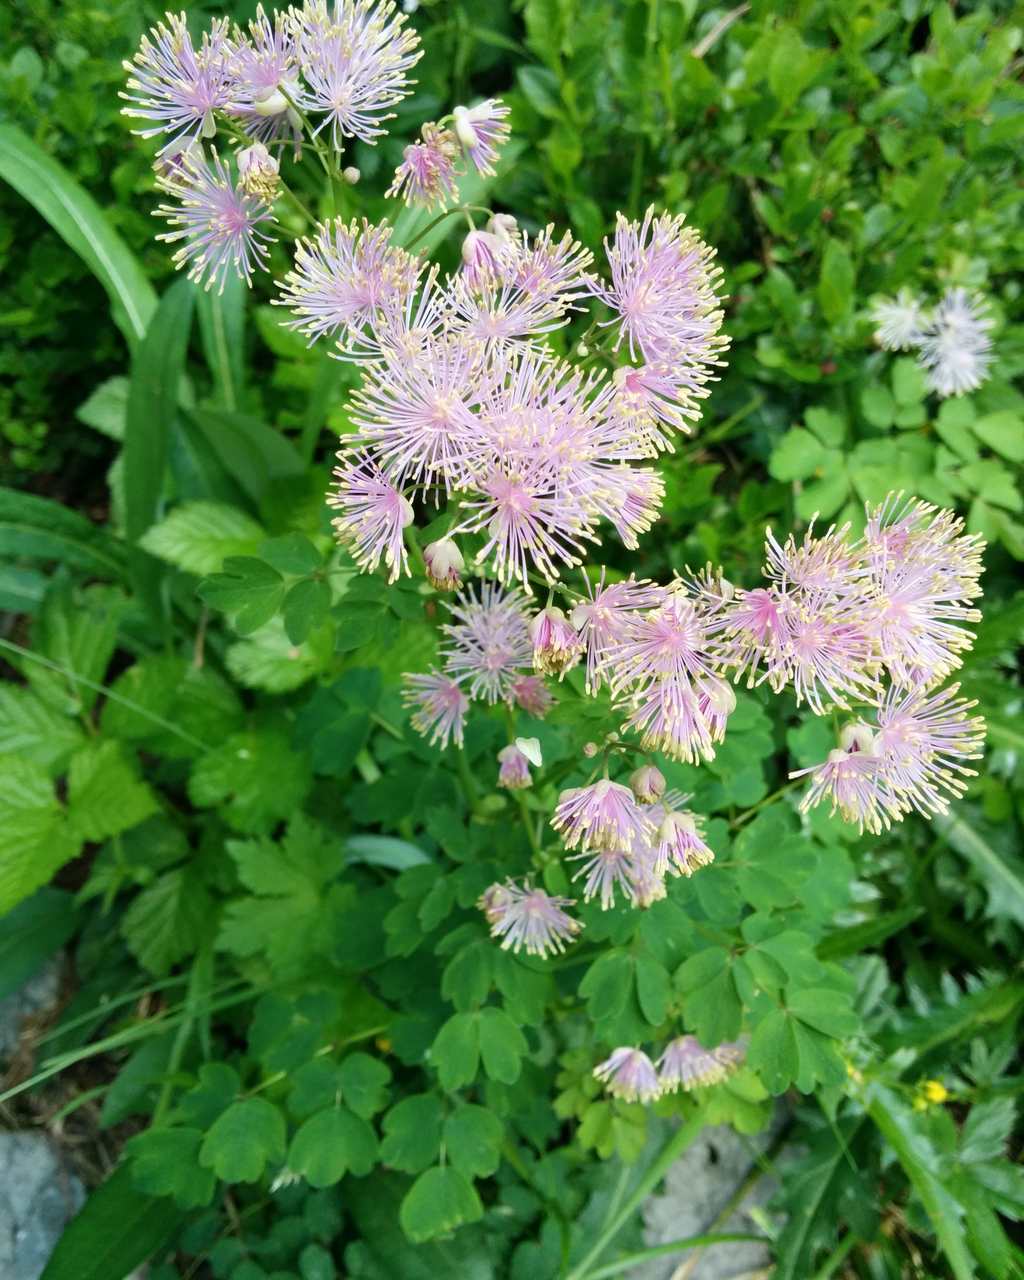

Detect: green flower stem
[730, 776, 801, 830]
[566, 1110, 704, 1280]
[152, 942, 211, 1125]
[277, 85, 340, 193]
[455, 744, 481, 811]
[583, 1232, 768, 1280]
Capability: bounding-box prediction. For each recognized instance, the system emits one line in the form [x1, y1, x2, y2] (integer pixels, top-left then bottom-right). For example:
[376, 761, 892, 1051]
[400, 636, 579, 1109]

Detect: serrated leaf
[399, 1167, 483, 1243]
[443, 1106, 503, 1179]
[0, 756, 80, 914]
[289, 1107, 379, 1186]
[891, 357, 926, 406]
[0, 685, 85, 771]
[747, 1008, 800, 1095]
[199, 1098, 286, 1183]
[0, 888, 77, 1002]
[67, 742, 159, 843]
[121, 868, 214, 977]
[260, 533, 323, 575]
[634, 953, 671, 1027]
[189, 730, 311, 833]
[126, 1128, 216, 1209]
[225, 618, 327, 693]
[140, 501, 265, 576]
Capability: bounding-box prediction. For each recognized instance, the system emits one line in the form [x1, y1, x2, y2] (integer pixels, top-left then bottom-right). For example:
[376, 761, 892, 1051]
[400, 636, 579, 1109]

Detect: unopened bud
[343, 166, 361, 185]
[530, 606, 582, 679]
[422, 538, 464, 591]
[630, 765, 666, 805]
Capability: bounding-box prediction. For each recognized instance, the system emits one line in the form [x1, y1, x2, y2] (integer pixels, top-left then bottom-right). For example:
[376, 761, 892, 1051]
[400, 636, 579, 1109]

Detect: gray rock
[0, 1132, 84, 1280]
[637, 1113, 787, 1280]
[0, 962, 60, 1060]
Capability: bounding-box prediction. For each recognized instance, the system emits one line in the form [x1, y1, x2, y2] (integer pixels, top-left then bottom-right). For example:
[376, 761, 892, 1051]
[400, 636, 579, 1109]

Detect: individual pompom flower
[609, 362, 711, 451]
[618, 680, 717, 765]
[653, 809, 714, 878]
[478, 881, 581, 956]
[402, 670, 469, 748]
[917, 288, 994, 398]
[627, 843, 668, 908]
[593, 205, 728, 368]
[569, 845, 637, 910]
[604, 594, 716, 697]
[715, 586, 791, 688]
[387, 123, 460, 208]
[510, 675, 554, 719]
[763, 521, 868, 598]
[873, 683, 985, 819]
[657, 1036, 744, 1093]
[630, 765, 666, 804]
[274, 218, 423, 346]
[329, 453, 414, 582]
[441, 582, 533, 704]
[552, 779, 653, 852]
[348, 335, 488, 492]
[292, 0, 422, 148]
[423, 539, 465, 591]
[460, 229, 516, 289]
[227, 5, 302, 150]
[593, 1048, 661, 1103]
[121, 13, 233, 152]
[154, 147, 275, 292]
[530, 607, 582, 678]
[871, 288, 928, 351]
[236, 142, 280, 199]
[792, 745, 901, 835]
[571, 571, 667, 694]
[452, 99, 511, 176]
[497, 743, 533, 790]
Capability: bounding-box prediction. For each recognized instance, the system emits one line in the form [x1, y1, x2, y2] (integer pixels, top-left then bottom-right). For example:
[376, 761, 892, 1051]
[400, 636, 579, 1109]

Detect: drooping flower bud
[497, 743, 532, 790]
[460, 229, 508, 287]
[452, 99, 510, 175]
[343, 166, 361, 185]
[530, 606, 581, 678]
[237, 143, 280, 200]
[487, 212, 519, 244]
[423, 538, 464, 591]
[630, 765, 666, 804]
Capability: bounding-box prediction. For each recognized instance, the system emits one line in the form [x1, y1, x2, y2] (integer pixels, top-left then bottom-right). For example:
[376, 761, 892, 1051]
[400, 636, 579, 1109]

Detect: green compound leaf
[378, 1094, 444, 1175]
[288, 1106, 379, 1186]
[443, 1105, 504, 1180]
[338, 1052, 392, 1119]
[125, 1127, 216, 1209]
[478, 1006, 528, 1084]
[189, 730, 311, 834]
[197, 556, 286, 635]
[431, 1012, 480, 1091]
[198, 1097, 287, 1184]
[399, 1166, 484, 1244]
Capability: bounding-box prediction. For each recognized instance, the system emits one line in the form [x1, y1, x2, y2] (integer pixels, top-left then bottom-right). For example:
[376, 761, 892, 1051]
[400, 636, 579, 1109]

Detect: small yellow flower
[923, 1079, 949, 1104]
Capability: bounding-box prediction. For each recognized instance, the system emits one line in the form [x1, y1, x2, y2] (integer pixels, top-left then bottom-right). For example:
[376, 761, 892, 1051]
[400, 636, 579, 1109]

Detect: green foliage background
[1, 2, 1022, 1278]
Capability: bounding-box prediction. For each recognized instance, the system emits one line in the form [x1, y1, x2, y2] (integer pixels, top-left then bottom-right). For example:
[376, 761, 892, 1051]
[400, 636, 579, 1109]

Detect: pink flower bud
[530, 606, 581, 678]
[630, 765, 666, 804]
[497, 743, 532, 790]
[423, 538, 464, 591]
